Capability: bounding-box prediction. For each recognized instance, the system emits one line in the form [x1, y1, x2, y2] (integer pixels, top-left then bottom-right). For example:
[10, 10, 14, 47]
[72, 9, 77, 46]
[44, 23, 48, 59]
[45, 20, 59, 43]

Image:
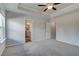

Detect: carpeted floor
[2, 39, 79, 56]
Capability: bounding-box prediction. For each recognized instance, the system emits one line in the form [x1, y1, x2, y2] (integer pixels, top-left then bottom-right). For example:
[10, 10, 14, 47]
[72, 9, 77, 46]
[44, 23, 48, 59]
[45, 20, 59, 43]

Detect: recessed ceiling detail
[3, 3, 74, 15]
[17, 3, 74, 14]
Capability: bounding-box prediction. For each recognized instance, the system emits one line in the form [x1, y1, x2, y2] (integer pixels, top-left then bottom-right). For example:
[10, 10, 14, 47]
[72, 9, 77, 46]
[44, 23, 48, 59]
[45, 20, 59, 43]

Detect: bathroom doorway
[25, 20, 31, 42]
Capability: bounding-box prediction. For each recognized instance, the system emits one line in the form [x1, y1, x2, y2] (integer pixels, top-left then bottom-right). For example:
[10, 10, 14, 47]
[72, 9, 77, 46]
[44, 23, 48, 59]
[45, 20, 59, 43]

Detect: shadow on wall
[6, 39, 22, 47]
[7, 17, 25, 46]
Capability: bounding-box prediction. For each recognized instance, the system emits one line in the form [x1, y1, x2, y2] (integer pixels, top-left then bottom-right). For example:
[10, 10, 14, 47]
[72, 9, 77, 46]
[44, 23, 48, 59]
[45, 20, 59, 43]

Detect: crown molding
[50, 4, 79, 19]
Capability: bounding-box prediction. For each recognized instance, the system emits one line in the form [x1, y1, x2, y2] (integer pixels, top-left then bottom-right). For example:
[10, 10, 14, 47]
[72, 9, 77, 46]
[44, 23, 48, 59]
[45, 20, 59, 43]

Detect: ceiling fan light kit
[47, 5, 53, 9]
[38, 3, 61, 12]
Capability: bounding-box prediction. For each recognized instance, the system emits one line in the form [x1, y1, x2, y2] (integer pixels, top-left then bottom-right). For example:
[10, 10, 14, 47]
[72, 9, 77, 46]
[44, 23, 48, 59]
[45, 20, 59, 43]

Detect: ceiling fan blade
[52, 7, 56, 10]
[43, 8, 48, 12]
[54, 3, 61, 5]
[38, 5, 46, 6]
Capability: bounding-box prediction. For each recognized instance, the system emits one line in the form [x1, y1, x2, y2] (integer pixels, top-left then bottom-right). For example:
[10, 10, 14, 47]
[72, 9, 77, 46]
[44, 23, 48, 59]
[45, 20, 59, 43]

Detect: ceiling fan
[38, 3, 61, 12]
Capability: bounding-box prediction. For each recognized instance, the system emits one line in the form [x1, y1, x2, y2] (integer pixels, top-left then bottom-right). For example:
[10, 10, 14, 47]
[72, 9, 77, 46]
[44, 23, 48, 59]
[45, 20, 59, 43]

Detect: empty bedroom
[0, 3, 79, 56]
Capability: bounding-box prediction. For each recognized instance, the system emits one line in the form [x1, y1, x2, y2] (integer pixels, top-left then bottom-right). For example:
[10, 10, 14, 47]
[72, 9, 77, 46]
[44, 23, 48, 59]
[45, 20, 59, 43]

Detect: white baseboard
[0, 41, 5, 56]
[6, 43, 24, 48]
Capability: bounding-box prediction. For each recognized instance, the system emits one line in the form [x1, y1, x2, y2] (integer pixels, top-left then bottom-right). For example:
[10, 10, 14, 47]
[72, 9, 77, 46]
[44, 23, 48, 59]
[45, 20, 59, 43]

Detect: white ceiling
[0, 3, 76, 19]
[18, 3, 74, 14]
[3, 3, 74, 15]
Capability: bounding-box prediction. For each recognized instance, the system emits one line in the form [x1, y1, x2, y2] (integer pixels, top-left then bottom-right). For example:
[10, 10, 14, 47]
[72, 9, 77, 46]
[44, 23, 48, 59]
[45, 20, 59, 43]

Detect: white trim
[0, 39, 6, 44]
[6, 43, 24, 48]
[0, 40, 5, 56]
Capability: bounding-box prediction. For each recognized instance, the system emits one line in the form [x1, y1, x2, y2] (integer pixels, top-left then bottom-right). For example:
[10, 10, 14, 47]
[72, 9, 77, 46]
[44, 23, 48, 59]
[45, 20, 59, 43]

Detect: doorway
[50, 22, 56, 39]
[46, 22, 56, 40]
[25, 20, 31, 42]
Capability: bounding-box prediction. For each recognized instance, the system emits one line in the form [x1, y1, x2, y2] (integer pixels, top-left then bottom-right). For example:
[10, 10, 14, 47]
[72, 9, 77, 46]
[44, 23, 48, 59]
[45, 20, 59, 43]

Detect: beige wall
[7, 17, 25, 44]
[6, 12, 48, 45]
[31, 20, 46, 41]
[51, 11, 79, 46]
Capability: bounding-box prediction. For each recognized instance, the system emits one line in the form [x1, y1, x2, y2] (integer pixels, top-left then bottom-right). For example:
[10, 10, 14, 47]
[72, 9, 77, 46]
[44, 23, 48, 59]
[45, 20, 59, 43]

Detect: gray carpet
[6, 39, 22, 47]
[2, 44, 26, 56]
[2, 39, 79, 56]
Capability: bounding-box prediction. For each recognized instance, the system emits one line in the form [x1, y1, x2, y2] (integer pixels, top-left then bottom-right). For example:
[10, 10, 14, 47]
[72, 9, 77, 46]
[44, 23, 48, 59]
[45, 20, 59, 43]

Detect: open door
[25, 20, 31, 42]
